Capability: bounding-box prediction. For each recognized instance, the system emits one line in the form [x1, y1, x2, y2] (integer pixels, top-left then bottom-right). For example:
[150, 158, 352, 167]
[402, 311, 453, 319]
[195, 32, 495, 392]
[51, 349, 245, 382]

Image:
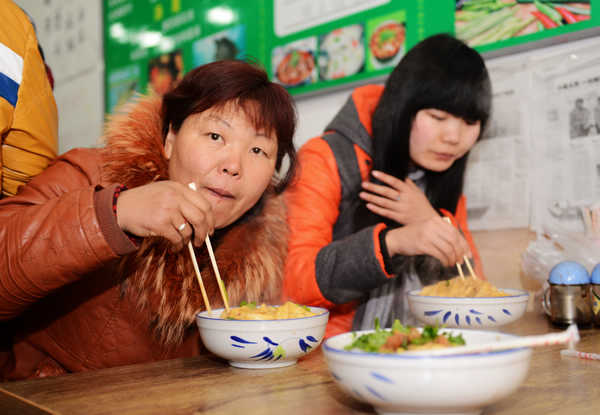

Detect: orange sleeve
[283, 137, 341, 307]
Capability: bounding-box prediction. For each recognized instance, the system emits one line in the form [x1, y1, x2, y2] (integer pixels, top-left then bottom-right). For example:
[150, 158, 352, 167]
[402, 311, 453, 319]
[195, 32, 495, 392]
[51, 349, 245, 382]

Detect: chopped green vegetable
[344, 320, 465, 353]
[448, 333, 466, 346]
[550, 3, 590, 15]
[534, 0, 563, 25]
[517, 0, 589, 3]
[289, 50, 300, 67]
[456, 7, 514, 41]
[391, 319, 410, 334]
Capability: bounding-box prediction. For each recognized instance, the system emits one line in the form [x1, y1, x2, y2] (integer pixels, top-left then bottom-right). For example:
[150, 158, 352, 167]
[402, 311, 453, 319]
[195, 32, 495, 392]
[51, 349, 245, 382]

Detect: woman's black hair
[359, 33, 491, 228]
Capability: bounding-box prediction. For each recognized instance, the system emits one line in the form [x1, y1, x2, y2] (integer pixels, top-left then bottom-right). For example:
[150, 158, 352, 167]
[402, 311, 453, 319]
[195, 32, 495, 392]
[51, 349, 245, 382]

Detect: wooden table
[1, 312, 598, 415]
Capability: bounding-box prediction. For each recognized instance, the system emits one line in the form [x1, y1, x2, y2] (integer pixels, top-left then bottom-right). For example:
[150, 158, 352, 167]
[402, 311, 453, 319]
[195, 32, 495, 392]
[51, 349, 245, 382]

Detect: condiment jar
[543, 261, 592, 327]
[591, 264, 600, 327]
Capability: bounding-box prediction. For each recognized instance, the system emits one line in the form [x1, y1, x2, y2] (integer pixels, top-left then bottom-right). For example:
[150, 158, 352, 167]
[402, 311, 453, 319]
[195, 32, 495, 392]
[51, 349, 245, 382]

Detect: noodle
[220, 301, 317, 320]
[420, 276, 510, 297]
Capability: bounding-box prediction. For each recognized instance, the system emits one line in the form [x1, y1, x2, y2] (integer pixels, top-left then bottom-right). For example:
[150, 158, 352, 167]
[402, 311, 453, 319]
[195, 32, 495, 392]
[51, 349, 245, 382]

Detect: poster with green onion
[455, 0, 597, 53]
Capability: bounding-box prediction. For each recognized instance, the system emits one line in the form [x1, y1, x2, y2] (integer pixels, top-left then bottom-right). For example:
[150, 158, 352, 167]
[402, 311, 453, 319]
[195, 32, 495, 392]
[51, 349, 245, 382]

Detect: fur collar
[100, 96, 288, 346]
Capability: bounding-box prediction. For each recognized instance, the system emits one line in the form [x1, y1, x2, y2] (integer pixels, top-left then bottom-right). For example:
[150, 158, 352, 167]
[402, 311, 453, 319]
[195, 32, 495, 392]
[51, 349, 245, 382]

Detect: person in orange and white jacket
[284, 34, 492, 338]
[1, 0, 58, 198]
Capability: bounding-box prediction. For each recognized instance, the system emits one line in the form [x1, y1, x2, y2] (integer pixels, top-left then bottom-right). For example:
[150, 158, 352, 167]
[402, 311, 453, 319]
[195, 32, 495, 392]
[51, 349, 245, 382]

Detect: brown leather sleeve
[94, 184, 138, 256]
[0, 149, 130, 320]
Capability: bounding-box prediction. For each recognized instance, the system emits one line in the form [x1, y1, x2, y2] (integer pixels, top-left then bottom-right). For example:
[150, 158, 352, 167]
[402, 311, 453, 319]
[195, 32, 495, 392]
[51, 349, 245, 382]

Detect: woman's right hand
[384, 215, 471, 267]
[115, 181, 214, 251]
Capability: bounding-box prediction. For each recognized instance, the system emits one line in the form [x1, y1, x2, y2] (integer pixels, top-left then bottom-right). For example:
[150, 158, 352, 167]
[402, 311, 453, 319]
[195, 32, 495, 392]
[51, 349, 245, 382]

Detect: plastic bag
[521, 224, 600, 286]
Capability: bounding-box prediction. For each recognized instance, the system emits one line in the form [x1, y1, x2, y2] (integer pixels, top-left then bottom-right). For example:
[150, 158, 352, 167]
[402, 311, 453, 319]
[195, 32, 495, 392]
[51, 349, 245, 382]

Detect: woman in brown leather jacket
[0, 60, 297, 380]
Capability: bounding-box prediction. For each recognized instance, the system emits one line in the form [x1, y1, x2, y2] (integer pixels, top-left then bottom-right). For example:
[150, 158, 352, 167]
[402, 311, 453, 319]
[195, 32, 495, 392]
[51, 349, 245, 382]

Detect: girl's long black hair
[356, 33, 492, 229]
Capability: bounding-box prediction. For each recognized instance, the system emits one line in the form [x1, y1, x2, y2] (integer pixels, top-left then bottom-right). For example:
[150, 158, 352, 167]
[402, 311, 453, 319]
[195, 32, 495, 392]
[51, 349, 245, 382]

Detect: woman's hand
[359, 170, 438, 225]
[116, 181, 215, 251]
[384, 216, 471, 268]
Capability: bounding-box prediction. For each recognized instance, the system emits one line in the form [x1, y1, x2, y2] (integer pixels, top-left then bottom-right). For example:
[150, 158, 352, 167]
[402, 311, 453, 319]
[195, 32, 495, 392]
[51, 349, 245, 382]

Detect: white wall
[14, 0, 105, 154]
[294, 87, 354, 148]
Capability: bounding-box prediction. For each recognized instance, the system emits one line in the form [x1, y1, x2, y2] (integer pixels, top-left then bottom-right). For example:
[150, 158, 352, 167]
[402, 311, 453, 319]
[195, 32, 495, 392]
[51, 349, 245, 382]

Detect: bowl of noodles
[407, 276, 529, 329]
[196, 301, 329, 368]
[323, 320, 532, 414]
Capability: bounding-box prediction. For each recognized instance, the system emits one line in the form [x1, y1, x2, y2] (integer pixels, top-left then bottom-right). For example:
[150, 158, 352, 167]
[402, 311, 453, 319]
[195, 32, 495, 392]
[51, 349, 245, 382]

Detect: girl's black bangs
[418, 76, 491, 124]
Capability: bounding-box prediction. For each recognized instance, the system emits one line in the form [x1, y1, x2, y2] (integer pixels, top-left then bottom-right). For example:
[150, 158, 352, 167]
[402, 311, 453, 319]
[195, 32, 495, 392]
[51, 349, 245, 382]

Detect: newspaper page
[464, 58, 531, 230]
[529, 44, 600, 233]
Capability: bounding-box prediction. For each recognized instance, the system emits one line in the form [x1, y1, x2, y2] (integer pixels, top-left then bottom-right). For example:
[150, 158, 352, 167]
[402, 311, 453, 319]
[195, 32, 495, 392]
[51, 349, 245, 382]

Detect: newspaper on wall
[464, 40, 600, 233]
[529, 44, 600, 233]
[464, 58, 531, 230]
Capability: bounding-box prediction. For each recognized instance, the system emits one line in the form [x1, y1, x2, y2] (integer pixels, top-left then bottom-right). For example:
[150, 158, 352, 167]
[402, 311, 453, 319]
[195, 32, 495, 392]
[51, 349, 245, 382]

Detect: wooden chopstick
[463, 255, 478, 279]
[456, 262, 466, 280]
[187, 182, 229, 312]
[205, 235, 230, 312]
[442, 216, 465, 280]
[187, 242, 211, 313]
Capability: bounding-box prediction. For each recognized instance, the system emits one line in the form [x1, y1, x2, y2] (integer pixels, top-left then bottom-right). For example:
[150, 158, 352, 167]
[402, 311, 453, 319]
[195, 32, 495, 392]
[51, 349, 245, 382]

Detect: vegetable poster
[456, 0, 595, 52]
[103, 0, 598, 114]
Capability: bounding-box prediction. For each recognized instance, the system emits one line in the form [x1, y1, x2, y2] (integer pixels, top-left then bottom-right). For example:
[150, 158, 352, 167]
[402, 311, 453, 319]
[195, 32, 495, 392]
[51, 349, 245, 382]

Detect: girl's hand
[116, 181, 215, 251]
[384, 216, 471, 267]
[359, 170, 438, 225]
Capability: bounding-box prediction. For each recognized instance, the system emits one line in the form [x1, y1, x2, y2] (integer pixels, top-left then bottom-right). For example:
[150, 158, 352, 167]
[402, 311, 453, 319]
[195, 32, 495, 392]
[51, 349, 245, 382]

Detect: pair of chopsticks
[560, 349, 600, 361]
[442, 217, 478, 280]
[186, 183, 229, 314]
[581, 205, 600, 237]
[409, 324, 579, 357]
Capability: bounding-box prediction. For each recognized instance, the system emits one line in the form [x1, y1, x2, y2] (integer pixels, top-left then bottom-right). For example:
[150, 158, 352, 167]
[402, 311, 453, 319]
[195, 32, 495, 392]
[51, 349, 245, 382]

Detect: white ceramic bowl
[407, 288, 529, 329]
[196, 306, 329, 369]
[323, 329, 532, 415]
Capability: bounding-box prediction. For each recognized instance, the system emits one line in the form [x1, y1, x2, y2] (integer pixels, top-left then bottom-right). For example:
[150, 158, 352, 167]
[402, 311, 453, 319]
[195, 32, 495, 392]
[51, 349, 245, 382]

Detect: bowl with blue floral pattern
[407, 288, 529, 329]
[196, 305, 329, 368]
[323, 328, 532, 415]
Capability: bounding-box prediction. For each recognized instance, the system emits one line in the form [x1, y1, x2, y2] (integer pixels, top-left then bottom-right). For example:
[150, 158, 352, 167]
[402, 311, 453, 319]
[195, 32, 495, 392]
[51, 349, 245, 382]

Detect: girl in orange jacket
[284, 34, 492, 338]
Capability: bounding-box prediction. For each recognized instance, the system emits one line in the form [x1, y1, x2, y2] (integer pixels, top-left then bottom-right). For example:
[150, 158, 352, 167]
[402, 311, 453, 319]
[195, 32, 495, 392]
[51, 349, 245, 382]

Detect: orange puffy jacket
[284, 85, 483, 338]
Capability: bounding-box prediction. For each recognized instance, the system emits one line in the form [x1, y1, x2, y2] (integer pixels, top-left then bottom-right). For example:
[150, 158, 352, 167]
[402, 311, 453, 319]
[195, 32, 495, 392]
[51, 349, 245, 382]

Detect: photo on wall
[192, 25, 246, 66]
[366, 10, 406, 71]
[107, 65, 140, 113]
[455, 0, 591, 48]
[147, 49, 184, 96]
[271, 37, 318, 88]
[318, 24, 365, 81]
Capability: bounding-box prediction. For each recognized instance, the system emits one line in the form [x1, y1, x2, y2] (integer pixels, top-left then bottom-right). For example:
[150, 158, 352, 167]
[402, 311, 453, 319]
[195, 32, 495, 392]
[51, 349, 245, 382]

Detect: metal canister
[543, 261, 592, 327]
[592, 264, 600, 326]
[592, 284, 600, 326]
[543, 283, 592, 327]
